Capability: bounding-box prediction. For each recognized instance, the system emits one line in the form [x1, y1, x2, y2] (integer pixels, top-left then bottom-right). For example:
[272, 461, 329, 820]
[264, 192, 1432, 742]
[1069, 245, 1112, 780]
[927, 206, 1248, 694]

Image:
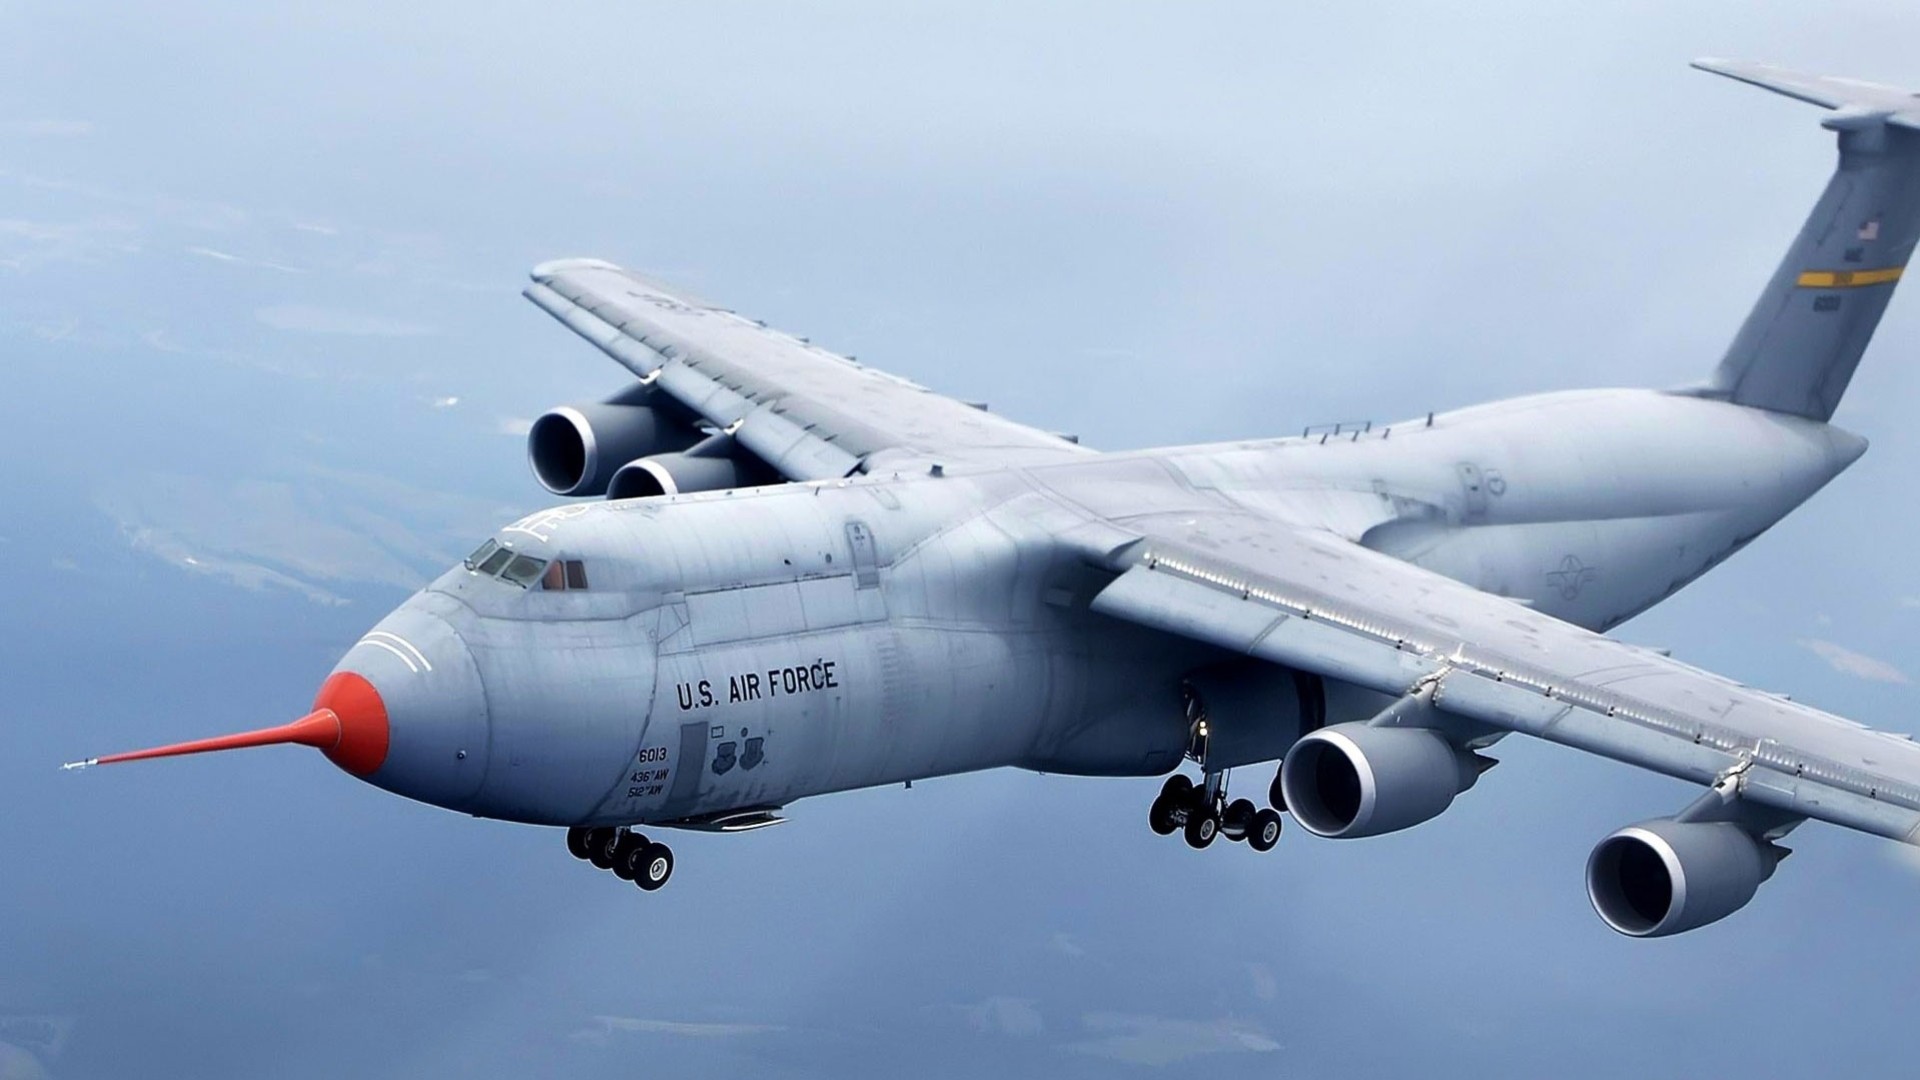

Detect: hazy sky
[8, 3, 1920, 1077]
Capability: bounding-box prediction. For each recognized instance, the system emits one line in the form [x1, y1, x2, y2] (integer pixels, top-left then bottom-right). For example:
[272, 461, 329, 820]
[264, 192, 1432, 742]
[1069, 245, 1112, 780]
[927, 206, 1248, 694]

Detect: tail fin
[1697, 59, 1920, 420]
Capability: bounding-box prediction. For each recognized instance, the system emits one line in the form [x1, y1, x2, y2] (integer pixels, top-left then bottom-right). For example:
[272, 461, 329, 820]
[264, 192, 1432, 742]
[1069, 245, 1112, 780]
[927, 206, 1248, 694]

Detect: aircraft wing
[524, 258, 1090, 480]
[1072, 507, 1920, 843]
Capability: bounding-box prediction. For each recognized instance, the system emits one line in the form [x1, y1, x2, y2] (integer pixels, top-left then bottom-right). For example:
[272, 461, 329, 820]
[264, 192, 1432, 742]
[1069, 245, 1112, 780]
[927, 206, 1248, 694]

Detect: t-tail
[1695, 59, 1920, 421]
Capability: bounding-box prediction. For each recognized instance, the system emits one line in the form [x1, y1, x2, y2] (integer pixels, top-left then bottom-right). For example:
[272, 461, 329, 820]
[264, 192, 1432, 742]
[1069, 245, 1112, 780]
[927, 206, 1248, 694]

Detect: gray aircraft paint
[364, 377, 1858, 830]
[73, 59, 1920, 935]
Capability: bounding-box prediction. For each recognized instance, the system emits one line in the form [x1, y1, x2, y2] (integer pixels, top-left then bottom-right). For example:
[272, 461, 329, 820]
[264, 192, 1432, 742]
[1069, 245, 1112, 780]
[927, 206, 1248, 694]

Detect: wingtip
[530, 257, 621, 281]
[1690, 57, 1747, 77]
[61, 758, 98, 772]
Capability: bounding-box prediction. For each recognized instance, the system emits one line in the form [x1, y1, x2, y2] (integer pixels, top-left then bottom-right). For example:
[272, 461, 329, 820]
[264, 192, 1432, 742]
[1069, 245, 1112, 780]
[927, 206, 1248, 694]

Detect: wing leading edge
[525, 259, 1090, 480]
[1072, 508, 1920, 844]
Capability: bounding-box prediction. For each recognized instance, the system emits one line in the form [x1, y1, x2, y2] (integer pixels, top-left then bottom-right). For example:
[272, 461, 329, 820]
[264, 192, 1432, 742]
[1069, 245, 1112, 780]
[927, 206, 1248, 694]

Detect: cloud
[568, 1015, 784, 1046]
[0, 217, 139, 269]
[1798, 639, 1910, 685]
[497, 416, 534, 437]
[254, 304, 436, 337]
[95, 468, 523, 605]
[1048, 931, 1085, 957]
[1064, 1012, 1282, 1066]
[957, 996, 1044, 1037]
[186, 246, 304, 273]
[427, 396, 460, 410]
[1246, 962, 1278, 1002]
[293, 222, 339, 236]
[0, 118, 91, 137]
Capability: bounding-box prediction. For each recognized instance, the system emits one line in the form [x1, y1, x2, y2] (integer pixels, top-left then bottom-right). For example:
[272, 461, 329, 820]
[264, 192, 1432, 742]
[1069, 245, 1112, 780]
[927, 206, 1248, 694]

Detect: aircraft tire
[1223, 798, 1257, 841]
[1183, 807, 1218, 849]
[587, 828, 620, 870]
[1149, 793, 1180, 835]
[634, 842, 674, 891]
[1159, 773, 1194, 804]
[611, 832, 646, 880]
[1248, 809, 1283, 852]
[566, 827, 592, 860]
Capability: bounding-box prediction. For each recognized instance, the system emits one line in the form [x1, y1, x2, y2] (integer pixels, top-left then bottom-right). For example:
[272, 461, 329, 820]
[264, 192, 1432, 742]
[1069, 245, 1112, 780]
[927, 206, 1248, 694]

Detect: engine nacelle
[607, 451, 750, 499]
[1278, 723, 1480, 838]
[1586, 819, 1782, 937]
[527, 397, 698, 496]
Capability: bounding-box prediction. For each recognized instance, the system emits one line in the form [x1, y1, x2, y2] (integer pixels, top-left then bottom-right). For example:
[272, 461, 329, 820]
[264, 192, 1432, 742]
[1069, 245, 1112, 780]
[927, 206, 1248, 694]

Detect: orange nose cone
[313, 671, 390, 776]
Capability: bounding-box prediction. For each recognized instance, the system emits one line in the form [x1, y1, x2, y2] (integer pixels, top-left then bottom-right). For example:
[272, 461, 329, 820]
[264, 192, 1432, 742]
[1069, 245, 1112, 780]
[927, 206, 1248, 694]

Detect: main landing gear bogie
[1147, 772, 1284, 853]
[568, 826, 675, 891]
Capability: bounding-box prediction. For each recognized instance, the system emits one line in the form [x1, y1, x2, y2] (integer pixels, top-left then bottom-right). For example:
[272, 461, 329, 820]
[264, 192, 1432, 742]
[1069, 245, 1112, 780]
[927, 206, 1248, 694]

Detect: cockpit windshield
[500, 554, 548, 588]
[463, 538, 588, 591]
[464, 539, 499, 570]
[477, 547, 514, 577]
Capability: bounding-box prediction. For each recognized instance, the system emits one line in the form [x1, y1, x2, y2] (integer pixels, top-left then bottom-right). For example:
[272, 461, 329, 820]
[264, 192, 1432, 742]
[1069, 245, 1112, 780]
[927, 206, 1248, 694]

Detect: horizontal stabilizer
[1692, 59, 1920, 131]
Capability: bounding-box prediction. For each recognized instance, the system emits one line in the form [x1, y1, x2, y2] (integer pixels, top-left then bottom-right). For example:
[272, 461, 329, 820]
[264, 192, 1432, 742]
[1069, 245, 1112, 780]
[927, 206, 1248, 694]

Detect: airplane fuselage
[346, 387, 1865, 828]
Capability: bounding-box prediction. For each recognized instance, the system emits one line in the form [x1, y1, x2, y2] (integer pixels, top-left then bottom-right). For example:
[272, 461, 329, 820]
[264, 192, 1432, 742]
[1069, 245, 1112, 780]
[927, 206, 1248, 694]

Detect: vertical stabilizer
[1698, 60, 1920, 420]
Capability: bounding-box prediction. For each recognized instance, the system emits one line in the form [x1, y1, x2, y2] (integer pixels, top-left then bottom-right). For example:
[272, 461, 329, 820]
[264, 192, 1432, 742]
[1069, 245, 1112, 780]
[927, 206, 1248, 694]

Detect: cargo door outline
[846, 519, 887, 620]
[1456, 462, 1490, 523]
[660, 721, 710, 814]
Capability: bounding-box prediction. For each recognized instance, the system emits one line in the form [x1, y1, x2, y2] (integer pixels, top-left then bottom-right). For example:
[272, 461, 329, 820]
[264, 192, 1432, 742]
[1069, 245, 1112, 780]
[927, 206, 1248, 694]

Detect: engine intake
[1586, 819, 1783, 937]
[1278, 723, 1481, 838]
[527, 395, 698, 496]
[607, 451, 750, 499]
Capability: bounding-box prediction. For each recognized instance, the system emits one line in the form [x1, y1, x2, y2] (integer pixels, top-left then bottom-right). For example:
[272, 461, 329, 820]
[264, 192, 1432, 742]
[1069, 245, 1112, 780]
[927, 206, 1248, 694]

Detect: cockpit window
[536, 558, 591, 591]
[477, 547, 514, 576]
[500, 554, 548, 588]
[464, 539, 499, 570]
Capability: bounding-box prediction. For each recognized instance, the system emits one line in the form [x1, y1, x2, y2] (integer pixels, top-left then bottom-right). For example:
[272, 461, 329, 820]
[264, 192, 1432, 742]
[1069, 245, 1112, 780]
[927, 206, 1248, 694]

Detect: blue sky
[7, 3, 1920, 1077]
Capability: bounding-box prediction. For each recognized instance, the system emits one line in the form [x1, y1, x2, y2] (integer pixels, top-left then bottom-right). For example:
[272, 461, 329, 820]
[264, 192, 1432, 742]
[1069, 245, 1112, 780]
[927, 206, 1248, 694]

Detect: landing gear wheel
[1222, 798, 1257, 842]
[1184, 805, 1219, 849]
[586, 828, 621, 870]
[610, 832, 647, 881]
[1148, 793, 1181, 836]
[632, 842, 674, 891]
[1248, 808, 1283, 852]
[566, 827, 592, 860]
[1159, 773, 1194, 803]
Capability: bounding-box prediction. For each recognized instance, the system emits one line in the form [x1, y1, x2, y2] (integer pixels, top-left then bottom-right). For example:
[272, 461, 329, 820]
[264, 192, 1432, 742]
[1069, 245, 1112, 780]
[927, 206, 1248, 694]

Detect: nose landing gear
[568, 826, 675, 891]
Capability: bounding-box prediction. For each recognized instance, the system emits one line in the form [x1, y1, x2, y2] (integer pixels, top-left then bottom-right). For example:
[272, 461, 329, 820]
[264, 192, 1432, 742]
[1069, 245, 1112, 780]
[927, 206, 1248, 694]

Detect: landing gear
[627, 841, 674, 891]
[1148, 774, 1192, 835]
[1184, 804, 1219, 848]
[1247, 808, 1284, 852]
[569, 826, 676, 891]
[1145, 682, 1286, 853]
[610, 831, 647, 881]
[586, 827, 622, 869]
[1221, 798, 1257, 842]
[1147, 772, 1281, 853]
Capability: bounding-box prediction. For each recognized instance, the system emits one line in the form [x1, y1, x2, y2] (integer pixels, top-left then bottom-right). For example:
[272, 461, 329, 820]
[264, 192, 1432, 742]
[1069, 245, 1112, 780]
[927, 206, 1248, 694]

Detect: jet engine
[1585, 818, 1784, 937]
[1278, 723, 1483, 838]
[527, 389, 700, 497]
[606, 440, 758, 499]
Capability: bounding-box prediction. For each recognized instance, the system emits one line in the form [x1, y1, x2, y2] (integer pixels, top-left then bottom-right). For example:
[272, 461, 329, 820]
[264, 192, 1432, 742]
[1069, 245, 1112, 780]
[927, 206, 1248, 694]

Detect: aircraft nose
[332, 598, 491, 811]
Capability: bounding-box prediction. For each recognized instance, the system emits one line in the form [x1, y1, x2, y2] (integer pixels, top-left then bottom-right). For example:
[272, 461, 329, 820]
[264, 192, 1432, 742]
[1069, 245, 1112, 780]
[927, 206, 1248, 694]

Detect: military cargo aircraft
[70, 61, 1920, 936]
